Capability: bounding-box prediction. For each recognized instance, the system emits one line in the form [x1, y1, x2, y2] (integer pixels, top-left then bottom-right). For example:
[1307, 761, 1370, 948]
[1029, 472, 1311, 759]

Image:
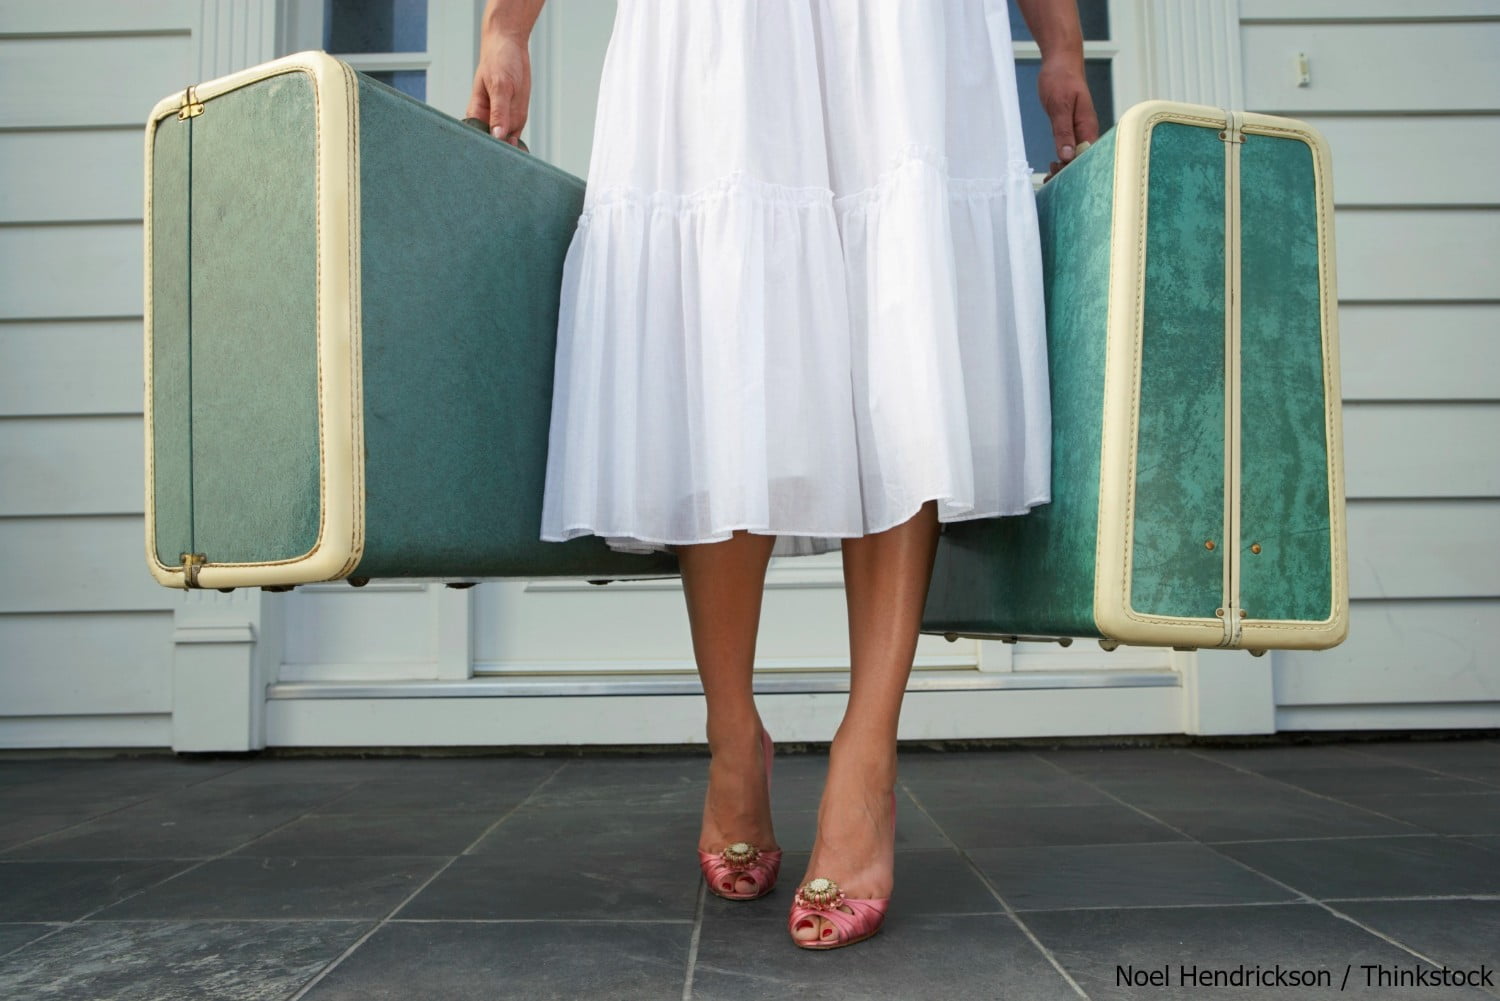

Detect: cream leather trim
[143, 50, 366, 590]
[1222, 109, 1245, 649]
[1094, 101, 1226, 650]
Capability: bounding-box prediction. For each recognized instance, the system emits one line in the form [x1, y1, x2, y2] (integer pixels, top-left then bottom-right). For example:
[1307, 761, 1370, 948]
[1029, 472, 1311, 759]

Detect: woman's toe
[793, 915, 823, 942]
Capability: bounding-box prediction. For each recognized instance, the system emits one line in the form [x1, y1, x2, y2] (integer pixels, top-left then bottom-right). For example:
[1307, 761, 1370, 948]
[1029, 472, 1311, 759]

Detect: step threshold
[266, 669, 1180, 700]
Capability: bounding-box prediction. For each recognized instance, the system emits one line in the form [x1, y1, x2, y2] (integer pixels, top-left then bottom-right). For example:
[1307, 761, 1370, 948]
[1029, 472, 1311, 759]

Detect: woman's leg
[675, 529, 780, 896]
[792, 499, 941, 942]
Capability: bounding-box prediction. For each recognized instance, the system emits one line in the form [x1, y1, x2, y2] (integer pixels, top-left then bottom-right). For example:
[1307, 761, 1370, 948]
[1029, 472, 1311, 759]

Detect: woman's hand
[466, 31, 531, 147]
[466, 0, 546, 147]
[1038, 57, 1099, 177]
[1014, 0, 1100, 177]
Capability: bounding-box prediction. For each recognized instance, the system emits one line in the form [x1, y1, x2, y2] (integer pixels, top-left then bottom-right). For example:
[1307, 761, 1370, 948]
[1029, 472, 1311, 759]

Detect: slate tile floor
[1, 736, 1498, 1000]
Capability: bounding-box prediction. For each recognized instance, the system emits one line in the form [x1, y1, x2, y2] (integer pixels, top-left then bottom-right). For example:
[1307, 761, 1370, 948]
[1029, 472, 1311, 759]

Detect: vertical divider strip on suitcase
[1221, 111, 1244, 647]
[185, 105, 197, 567]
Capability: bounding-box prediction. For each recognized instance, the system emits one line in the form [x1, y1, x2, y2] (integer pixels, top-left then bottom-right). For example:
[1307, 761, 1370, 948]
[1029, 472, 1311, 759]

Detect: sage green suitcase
[144, 50, 679, 590]
[920, 101, 1349, 654]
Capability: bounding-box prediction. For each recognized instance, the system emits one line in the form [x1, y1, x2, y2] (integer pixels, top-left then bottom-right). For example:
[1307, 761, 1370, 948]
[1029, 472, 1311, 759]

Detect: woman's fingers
[1038, 61, 1100, 174]
[467, 32, 531, 146]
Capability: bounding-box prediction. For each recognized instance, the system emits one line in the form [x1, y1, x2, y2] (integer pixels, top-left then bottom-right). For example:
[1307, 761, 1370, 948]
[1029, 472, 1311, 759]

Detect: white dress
[539, 0, 1050, 558]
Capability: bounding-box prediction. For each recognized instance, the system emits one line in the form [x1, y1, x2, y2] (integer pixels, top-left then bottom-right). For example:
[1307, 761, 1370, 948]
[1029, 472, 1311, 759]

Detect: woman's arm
[466, 0, 548, 146]
[1014, 0, 1101, 173]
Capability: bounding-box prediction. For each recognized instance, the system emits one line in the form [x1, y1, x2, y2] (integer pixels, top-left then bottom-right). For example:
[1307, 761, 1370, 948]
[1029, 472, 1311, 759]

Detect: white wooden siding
[0, 4, 196, 747]
[1339, 305, 1499, 401]
[1250, 2, 1500, 728]
[0, 321, 144, 417]
[0, 131, 145, 223]
[1241, 22, 1500, 113]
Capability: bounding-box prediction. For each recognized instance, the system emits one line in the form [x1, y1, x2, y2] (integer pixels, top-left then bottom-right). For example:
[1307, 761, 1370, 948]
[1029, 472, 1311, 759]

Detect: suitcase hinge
[1218, 110, 1245, 145]
[177, 86, 205, 121]
[180, 552, 207, 588]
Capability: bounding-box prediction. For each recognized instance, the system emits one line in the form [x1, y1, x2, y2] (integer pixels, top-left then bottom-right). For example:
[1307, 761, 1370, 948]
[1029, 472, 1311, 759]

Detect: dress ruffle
[540, 142, 1049, 557]
[538, 0, 1051, 558]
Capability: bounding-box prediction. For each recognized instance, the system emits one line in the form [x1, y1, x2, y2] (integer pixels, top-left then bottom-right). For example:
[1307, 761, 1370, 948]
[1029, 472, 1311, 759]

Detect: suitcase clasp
[179, 552, 207, 588]
[177, 86, 205, 121]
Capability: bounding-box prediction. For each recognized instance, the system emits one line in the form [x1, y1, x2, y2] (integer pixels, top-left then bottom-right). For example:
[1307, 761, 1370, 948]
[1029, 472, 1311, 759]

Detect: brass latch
[178, 85, 205, 120]
[180, 552, 207, 588]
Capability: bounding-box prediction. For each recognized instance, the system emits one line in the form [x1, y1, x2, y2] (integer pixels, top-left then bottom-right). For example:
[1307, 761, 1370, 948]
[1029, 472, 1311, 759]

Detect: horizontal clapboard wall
[0, 0, 204, 746]
[1239, 0, 1500, 724]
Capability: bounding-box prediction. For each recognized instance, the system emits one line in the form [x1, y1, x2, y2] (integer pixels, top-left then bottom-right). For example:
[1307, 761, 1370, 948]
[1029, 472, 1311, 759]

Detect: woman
[469, 0, 1098, 950]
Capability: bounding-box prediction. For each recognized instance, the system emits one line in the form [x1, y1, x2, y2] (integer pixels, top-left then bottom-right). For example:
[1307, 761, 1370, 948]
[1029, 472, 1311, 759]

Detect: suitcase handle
[462, 116, 529, 154]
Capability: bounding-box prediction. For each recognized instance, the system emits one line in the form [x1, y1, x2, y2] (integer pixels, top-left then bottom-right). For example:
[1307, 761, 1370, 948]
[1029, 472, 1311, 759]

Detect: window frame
[277, 0, 486, 119]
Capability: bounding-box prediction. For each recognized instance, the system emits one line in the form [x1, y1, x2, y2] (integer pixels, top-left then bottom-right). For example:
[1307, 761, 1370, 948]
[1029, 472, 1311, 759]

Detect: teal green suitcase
[144, 50, 679, 590]
[920, 102, 1348, 654]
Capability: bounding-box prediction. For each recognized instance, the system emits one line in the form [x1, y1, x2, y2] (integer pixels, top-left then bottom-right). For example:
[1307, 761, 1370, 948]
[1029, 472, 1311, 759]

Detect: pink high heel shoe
[698, 726, 782, 900]
[787, 790, 897, 949]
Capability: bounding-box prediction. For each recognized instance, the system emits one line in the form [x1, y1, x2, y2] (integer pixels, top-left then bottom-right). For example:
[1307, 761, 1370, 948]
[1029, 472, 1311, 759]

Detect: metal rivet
[1205, 540, 1216, 551]
[1250, 543, 1262, 555]
[1215, 607, 1225, 618]
[1240, 609, 1248, 619]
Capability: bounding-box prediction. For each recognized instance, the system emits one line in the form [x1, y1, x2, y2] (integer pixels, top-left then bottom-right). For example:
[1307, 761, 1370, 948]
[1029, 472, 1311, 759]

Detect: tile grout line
[898, 772, 1092, 1001]
[285, 760, 572, 1001]
[680, 879, 707, 1001]
[1032, 754, 1461, 977]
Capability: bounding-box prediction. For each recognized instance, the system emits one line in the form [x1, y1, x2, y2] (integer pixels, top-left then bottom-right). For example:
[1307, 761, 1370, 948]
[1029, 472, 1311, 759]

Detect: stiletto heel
[698, 726, 782, 900]
[787, 789, 897, 949]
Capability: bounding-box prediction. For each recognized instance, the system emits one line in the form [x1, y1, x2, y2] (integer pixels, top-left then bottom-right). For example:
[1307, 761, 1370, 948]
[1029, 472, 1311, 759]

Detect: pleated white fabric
[539, 0, 1050, 557]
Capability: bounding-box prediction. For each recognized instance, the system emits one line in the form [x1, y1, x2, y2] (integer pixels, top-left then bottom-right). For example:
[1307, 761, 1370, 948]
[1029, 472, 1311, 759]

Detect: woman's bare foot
[699, 723, 779, 897]
[791, 729, 897, 944]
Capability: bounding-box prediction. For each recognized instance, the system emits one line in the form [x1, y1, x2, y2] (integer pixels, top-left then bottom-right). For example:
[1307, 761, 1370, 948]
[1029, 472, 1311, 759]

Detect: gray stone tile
[774, 848, 1001, 916]
[0, 922, 58, 957]
[1081, 772, 1336, 810]
[1038, 747, 1240, 778]
[1142, 796, 1424, 843]
[0, 780, 159, 817]
[692, 908, 1078, 1001]
[1216, 835, 1500, 899]
[923, 803, 1187, 850]
[205, 755, 560, 786]
[4, 807, 297, 860]
[0, 860, 192, 921]
[128, 780, 359, 818]
[1348, 739, 1500, 778]
[0, 814, 88, 852]
[1193, 744, 1400, 773]
[0, 757, 244, 788]
[522, 757, 709, 811]
[312, 776, 540, 815]
[767, 798, 951, 852]
[1343, 792, 1500, 836]
[301, 920, 691, 1001]
[96, 857, 446, 920]
[402, 817, 700, 920]
[1336, 899, 1500, 972]
[0, 919, 369, 1001]
[900, 762, 1115, 808]
[1023, 903, 1494, 1000]
[969, 842, 1297, 912]
[1254, 766, 1492, 801]
[234, 813, 497, 857]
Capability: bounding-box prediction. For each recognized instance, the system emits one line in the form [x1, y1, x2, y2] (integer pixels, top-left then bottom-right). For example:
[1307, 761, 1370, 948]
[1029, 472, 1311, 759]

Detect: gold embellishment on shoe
[720, 841, 761, 870]
[794, 877, 847, 910]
